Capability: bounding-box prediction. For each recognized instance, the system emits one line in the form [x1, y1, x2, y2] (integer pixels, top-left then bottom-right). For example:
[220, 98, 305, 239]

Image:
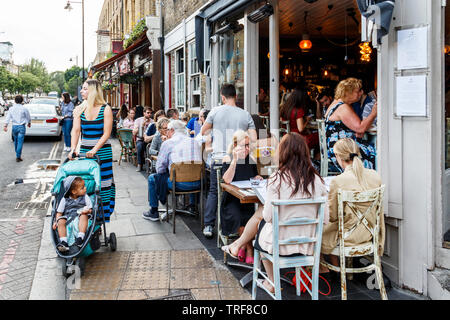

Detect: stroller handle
[64, 152, 101, 164]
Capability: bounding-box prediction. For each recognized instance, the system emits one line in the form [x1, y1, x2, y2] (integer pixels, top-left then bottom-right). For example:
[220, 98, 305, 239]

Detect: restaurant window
[176, 48, 185, 111]
[218, 17, 245, 108]
[189, 41, 201, 108]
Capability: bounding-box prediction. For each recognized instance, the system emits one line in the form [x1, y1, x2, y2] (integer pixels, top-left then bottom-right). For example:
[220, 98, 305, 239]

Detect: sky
[0, 0, 104, 73]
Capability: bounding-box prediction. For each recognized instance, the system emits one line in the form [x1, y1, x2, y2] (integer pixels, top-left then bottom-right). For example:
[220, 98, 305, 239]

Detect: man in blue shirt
[3, 95, 31, 162]
[186, 108, 209, 137]
[352, 88, 373, 120]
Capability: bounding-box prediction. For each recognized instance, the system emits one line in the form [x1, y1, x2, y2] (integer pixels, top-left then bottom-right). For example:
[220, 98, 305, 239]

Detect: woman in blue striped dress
[69, 79, 115, 222]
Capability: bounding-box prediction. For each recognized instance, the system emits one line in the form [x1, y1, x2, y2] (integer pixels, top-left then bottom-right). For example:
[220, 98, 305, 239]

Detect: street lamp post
[64, 0, 85, 83]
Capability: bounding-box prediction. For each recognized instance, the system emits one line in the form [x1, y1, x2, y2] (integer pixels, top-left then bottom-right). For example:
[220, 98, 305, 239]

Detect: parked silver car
[25, 104, 62, 139]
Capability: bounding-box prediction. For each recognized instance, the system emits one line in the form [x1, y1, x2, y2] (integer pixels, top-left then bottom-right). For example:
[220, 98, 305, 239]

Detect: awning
[195, 0, 259, 73]
[91, 34, 150, 73]
[206, 0, 259, 23]
[357, 0, 395, 44]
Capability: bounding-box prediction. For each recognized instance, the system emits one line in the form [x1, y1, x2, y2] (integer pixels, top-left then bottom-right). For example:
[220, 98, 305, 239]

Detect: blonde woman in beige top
[222, 133, 329, 293]
[320, 138, 385, 273]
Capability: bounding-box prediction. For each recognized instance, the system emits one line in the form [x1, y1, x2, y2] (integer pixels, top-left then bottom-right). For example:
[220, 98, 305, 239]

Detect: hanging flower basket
[123, 18, 147, 49]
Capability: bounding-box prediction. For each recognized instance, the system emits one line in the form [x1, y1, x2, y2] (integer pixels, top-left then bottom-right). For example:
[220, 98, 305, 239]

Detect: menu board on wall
[396, 75, 427, 117]
[397, 26, 428, 70]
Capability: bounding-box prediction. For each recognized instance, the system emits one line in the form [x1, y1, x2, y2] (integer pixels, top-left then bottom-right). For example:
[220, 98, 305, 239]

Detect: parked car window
[30, 98, 59, 106]
[26, 104, 58, 115]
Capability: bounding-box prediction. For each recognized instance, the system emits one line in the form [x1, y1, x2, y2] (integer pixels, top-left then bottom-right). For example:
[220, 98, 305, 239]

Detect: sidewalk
[67, 139, 251, 300]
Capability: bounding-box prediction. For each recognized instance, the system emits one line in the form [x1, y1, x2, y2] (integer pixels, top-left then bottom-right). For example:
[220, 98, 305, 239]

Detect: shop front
[197, 0, 449, 297]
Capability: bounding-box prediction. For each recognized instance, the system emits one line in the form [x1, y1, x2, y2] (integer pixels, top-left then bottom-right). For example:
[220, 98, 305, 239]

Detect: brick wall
[163, 0, 209, 35]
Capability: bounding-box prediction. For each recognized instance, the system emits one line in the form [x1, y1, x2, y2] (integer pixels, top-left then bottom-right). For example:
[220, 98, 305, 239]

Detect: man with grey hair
[143, 120, 202, 221]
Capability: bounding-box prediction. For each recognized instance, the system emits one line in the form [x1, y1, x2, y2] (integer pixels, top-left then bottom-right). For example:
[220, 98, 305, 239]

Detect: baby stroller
[50, 153, 117, 277]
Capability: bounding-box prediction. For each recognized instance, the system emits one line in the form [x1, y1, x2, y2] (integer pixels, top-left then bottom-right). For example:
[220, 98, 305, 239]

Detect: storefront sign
[112, 40, 124, 54]
[119, 56, 130, 75]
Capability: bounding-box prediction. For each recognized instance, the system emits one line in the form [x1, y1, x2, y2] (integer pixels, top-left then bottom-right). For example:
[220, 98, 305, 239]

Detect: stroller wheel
[109, 232, 117, 252]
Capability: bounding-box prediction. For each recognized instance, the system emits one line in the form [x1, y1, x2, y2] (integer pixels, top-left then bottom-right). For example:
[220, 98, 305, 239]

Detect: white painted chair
[317, 119, 339, 177]
[252, 197, 327, 300]
[320, 185, 387, 300]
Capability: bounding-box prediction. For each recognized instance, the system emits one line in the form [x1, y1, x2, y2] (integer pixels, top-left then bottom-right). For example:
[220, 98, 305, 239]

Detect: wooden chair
[317, 119, 339, 177]
[252, 197, 327, 300]
[320, 185, 387, 300]
[165, 161, 204, 234]
[117, 129, 136, 166]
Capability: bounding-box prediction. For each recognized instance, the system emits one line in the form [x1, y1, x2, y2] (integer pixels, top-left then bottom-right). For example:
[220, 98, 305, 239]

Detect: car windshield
[30, 98, 58, 105]
[26, 104, 57, 115]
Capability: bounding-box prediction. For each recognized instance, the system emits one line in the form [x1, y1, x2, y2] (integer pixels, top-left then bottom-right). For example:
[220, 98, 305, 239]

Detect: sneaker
[136, 164, 142, 172]
[143, 209, 159, 221]
[203, 225, 214, 238]
[56, 240, 69, 252]
[75, 237, 84, 248]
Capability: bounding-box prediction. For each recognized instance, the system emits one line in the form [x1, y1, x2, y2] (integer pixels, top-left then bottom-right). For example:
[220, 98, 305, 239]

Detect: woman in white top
[122, 108, 135, 129]
[222, 132, 329, 293]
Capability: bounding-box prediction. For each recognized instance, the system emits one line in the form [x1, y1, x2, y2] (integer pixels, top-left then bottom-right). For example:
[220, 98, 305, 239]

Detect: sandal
[238, 248, 246, 262]
[221, 245, 239, 260]
[257, 279, 275, 294]
[245, 255, 254, 264]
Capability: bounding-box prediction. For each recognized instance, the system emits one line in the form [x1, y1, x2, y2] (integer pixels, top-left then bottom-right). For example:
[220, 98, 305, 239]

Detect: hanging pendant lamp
[299, 11, 312, 52]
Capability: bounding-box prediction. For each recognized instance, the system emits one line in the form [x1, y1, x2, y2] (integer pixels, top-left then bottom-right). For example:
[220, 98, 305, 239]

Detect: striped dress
[80, 104, 115, 222]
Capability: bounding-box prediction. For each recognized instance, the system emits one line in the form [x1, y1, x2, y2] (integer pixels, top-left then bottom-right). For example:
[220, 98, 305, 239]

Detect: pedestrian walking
[61, 92, 75, 152]
[3, 95, 31, 162]
[69, 79, 116, 222]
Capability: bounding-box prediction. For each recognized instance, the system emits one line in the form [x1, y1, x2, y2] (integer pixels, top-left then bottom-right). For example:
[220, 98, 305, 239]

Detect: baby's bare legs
[54, 214, 67, 238]
[78, 214, 88, 234]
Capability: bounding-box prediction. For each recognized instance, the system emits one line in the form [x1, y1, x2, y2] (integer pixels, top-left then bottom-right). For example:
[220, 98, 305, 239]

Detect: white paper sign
[396, 75, 427, 117]
[397, 26, 428, 70]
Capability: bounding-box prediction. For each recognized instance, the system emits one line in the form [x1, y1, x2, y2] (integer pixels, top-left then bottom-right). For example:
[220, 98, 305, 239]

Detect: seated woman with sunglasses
[222, 132, 329, 293]
[220, 130, 263, 264]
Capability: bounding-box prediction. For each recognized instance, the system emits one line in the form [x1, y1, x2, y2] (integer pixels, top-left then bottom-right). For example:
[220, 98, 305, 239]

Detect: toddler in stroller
[53, 176, 92, 252]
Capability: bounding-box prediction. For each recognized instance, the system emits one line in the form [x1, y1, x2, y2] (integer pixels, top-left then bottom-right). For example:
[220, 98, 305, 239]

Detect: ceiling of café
[259, 0, 361, 39]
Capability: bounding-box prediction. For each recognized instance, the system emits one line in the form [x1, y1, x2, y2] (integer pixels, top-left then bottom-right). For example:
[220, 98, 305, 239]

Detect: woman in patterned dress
[69, 79, 115, 222]
[324, 78, 378, 171]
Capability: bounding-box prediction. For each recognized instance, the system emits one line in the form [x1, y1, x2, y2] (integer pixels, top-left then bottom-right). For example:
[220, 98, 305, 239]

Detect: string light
[359, 42, 372, 62]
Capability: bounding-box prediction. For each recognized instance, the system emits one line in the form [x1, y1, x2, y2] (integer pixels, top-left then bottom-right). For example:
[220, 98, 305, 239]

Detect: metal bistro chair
[260, 115, 270, 129]
[252, 197, 327, 300]
[165, 161, 204, 234]
[279, 120, 290, 137]
[317, 119, 339, 177]
[145, 143, 158, 174]
[320, 185, 387, 300]
[117, 128, 136, 166]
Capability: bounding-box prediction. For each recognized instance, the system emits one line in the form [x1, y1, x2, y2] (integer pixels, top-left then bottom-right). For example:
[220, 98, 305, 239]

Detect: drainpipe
[159, 0, 165, 109]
